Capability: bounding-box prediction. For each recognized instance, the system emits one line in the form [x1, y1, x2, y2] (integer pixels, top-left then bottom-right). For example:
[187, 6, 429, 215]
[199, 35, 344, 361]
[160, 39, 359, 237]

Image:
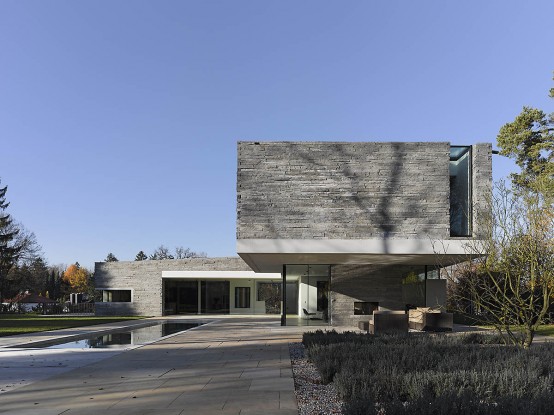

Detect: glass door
[282, 265, 330, 326]
[201, 281, 230, 314]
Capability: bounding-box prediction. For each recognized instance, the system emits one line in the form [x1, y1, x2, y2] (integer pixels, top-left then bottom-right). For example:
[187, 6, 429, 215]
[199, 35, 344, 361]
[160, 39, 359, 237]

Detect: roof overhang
[162, 270, 281, 280]
[237, 238, 483, 273]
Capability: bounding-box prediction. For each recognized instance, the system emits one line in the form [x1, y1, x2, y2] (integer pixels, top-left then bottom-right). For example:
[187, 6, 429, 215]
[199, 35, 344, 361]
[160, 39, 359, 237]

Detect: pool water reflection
[46, 321, 203, 349]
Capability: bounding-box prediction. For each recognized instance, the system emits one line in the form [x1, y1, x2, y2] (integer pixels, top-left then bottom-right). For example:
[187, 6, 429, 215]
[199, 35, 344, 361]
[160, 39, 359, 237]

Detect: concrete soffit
[237, 238, 484, 273]
[161, 270, 281, 279]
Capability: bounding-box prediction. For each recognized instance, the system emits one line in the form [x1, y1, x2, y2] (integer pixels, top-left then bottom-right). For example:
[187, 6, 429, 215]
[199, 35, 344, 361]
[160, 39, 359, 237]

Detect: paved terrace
[0, 316, 321, 415]
[2, 315, 547, 415]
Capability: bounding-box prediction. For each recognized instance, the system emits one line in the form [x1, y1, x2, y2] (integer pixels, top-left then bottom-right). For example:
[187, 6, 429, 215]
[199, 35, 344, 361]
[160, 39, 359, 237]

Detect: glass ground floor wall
[163, 279, 282, 315]
[282, 264, 331, 326]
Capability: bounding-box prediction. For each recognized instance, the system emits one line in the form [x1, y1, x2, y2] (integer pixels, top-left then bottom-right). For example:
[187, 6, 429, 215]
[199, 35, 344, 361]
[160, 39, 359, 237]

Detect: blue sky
[1, 1, 553, 269]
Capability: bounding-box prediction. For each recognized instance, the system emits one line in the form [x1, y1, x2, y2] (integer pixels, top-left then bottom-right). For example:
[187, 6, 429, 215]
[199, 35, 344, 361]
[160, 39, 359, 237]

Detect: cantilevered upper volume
[236, 141, 492, 273]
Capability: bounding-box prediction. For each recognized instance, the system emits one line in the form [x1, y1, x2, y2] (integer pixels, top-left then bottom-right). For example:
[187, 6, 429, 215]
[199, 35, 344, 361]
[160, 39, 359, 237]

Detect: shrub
[303, 331, 554, 414]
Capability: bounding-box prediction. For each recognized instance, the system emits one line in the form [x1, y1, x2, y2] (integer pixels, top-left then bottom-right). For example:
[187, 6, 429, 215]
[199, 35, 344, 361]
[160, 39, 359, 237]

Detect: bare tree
[174, 246, 207, 259]
[1, 219, 42, 300]
[149, 245, 174, 260]
[149, 245, 207, 260]
[439, 181, 554, 348]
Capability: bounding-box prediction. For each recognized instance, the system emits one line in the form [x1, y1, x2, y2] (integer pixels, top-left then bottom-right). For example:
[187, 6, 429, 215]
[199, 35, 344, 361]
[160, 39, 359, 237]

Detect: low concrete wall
[94, 257, 252, 316]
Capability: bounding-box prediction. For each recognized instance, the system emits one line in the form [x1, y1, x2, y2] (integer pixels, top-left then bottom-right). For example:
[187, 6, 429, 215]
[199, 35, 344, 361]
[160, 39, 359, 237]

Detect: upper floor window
[450, 146, 472, 236]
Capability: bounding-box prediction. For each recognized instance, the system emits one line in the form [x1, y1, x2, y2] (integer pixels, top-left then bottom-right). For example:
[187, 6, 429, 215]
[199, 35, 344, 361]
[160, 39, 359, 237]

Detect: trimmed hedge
[303, 331, 554, 415]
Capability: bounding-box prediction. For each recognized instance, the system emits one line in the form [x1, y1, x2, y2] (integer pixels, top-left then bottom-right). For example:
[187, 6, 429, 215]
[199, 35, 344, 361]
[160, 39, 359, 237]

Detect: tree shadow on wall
[271, 141, 437, 255]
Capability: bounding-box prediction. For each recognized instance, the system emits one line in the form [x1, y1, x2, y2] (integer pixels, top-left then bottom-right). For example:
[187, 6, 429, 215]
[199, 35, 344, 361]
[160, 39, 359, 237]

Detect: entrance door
[285, 282, 298, 314]
[201, 281, 230, 314]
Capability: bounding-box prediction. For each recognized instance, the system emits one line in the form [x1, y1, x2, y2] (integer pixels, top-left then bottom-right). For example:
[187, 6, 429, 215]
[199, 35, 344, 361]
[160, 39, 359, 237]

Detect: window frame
[96, 288, 133, 303]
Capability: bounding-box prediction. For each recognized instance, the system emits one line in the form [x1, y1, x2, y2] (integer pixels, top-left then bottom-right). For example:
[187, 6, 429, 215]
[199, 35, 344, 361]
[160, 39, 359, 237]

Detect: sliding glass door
[282, 265, 330, 326]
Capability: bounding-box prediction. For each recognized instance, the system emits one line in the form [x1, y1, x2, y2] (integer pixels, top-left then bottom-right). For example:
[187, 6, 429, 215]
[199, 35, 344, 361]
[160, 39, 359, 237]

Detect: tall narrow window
[449, 146, 472, 236]
[235, 287, 250, 308]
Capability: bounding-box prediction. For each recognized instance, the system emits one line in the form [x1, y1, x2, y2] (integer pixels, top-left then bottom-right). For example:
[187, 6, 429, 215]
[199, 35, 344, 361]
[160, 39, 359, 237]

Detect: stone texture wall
[472, 143, 493, 239]
[94, 257, 251, 316]
[237, 141, 451, 240]
[330, 264, 414, 326]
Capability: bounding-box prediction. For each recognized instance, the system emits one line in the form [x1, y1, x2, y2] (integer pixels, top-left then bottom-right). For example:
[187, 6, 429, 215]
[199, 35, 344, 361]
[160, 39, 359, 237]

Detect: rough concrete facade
[331, 264, 408, 326]
[94, 257, 251, 316]
[472, 143, 493, 239]
[330, 264, 449, 326]
[237, 141, 452, 240]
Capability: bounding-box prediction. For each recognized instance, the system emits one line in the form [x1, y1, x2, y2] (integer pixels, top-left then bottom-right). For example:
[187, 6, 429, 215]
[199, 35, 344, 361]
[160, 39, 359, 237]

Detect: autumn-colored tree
[63, 263, 90, 293]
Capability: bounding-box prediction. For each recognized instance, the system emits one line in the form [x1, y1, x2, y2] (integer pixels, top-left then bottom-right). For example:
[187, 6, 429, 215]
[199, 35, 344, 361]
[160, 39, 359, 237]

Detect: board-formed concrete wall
[331, 264, 408, 326]
[237, 141, 492, 241]
[330, 264, 450, 326]
[237, 141, 451, 240]
[472, 143, 493, 239]
[94, 257, 251, 316]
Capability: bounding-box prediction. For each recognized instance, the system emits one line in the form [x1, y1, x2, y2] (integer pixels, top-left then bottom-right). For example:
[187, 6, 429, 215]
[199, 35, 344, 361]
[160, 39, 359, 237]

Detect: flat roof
[237, 238, 483, 273]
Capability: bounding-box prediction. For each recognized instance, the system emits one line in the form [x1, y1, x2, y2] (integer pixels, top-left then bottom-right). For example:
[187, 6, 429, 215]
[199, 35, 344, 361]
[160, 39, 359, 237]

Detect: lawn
[303, 330, 554, 415]
[0, 314, 146, 337]
[476, 324, 554, 338]
[536, 325, 554, 337]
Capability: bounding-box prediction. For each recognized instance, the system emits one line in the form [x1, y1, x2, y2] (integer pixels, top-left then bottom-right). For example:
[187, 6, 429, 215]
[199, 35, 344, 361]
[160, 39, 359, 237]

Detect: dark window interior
[235, 287, 251, 308]
[354, 302, 379, 315]
[103, 290, 131, 302]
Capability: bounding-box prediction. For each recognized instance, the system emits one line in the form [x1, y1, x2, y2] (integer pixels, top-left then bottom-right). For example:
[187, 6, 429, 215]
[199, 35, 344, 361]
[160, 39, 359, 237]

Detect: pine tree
[0, 180, 22, 301]
[105, 253, 118, 262]
[135, 251, 148, 261]
[497, 73, 554, 197]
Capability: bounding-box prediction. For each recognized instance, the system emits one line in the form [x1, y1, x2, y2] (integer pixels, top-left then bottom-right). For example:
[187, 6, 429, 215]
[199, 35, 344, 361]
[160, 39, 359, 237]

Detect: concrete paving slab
[279, 391, 298, 409]
[0, 316, 320, 414]
[249, 376, 296, 392]
[241, 409, 299, 415]
[223, 391, 280, 410]
[240, 367, 281, 379]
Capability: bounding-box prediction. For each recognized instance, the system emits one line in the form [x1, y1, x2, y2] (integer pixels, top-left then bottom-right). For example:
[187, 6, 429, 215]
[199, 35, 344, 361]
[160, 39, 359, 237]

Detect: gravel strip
[289, 342, 344, 415]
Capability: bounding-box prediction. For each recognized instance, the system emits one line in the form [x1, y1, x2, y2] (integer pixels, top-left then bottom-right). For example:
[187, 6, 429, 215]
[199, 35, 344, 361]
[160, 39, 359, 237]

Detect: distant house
[3, 291, 56, 312]
[95, 141, 492, 326]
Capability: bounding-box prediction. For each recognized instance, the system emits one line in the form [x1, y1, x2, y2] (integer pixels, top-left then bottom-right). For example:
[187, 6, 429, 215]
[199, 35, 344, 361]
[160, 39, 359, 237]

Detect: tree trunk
[523, 327, 534, 349]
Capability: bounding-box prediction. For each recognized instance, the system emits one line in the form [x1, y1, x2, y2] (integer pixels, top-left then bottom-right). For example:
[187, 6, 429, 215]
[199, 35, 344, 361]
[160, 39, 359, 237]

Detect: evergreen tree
[46, 269, 61, 300]
[105, 253, 118, 262]
[0, 180, 22, 301]
[497, 73, 554, 197]
[135, 251, 148, 261]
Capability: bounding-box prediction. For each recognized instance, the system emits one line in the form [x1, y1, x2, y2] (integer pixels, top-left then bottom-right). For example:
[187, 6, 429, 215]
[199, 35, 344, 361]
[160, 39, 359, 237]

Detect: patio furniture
[408, 307, 453, 332]
[303, 308, 322, 320]
[359, 310, 408, 334]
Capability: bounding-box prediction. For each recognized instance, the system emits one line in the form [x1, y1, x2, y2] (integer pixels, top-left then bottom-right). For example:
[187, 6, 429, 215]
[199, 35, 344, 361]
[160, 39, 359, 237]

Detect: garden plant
[303, 330, 554, 415]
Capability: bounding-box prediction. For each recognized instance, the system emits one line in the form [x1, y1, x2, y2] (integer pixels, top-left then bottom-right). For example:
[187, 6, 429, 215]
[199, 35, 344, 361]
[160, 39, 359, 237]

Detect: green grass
[0, 314, 146, 337]
[536, 325, 554, 337]
[476, 324, 554, 337]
